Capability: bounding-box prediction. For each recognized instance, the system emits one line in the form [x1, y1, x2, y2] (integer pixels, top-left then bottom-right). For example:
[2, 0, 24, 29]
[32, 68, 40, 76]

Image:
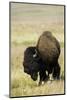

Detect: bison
[23, 31, 61, 85]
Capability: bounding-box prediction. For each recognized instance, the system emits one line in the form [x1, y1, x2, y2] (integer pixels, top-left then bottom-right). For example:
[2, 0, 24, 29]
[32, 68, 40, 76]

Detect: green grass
[12, 40, 36, 46]
[12, 41, 64, 48]
[60, 42, 64, 48]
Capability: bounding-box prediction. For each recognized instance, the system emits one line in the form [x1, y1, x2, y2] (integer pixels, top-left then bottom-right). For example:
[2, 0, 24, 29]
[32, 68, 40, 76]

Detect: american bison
[23, 31, 61, 85]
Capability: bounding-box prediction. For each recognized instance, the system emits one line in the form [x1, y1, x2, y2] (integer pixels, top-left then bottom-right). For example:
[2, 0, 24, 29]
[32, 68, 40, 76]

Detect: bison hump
[37, 31, 60, 63]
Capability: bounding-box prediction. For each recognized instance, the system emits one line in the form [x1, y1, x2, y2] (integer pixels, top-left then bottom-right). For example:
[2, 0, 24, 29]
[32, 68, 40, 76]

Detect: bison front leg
[39, 70, 48, 86]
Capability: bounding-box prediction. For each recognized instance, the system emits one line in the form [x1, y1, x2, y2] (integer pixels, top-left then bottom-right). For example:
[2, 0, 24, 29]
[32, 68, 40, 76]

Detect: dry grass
[10, 3, 65, 97]
[10, 41, 64, 97]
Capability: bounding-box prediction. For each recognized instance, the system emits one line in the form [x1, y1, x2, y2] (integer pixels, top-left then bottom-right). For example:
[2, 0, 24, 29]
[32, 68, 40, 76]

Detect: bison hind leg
[52, 62, 60, 80]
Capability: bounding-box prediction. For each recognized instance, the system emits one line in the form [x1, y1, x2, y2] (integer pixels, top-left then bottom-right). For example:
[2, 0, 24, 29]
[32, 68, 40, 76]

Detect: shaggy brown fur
[37, 31, 60, 80]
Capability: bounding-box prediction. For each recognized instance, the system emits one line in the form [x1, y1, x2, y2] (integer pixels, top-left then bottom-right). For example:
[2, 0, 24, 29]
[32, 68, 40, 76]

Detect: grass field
[10, 3, 65, 97]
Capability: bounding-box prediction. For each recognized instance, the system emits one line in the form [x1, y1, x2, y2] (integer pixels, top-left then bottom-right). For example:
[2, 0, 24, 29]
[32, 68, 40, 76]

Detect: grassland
[10, 3, 65, 97]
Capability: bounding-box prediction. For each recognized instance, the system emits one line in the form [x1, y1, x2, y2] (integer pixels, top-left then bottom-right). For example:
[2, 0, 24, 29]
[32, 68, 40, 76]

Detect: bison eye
[33, 53, 37, 58]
